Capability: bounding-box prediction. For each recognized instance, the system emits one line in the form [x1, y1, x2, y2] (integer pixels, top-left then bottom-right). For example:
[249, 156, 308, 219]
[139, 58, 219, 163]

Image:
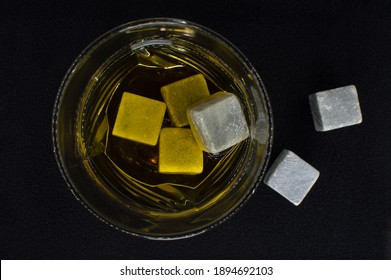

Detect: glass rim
[52, 17, 274, 240]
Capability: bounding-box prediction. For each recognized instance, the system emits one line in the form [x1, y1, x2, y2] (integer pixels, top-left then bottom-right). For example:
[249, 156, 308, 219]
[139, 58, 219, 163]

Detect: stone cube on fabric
[187, 91, 249, 154]
[264, 150, 320, 206]
[112, 92, 166, 146]
[159, 128, 203, 175]
[309, 85, 362, 131]
[160, 74, 210, 127]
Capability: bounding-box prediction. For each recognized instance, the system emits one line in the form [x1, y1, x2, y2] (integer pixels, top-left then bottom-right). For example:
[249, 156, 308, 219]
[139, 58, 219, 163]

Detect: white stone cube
[187, 91, 249, 154]
[264, 150, 320, 206]
[309, 85, 362, 131]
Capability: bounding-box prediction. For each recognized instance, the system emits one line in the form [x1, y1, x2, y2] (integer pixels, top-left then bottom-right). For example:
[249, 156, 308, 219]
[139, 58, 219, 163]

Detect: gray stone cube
[309, 85, 362, 131]
[264, 150, 320, 206]
[187, 91, 249, 154]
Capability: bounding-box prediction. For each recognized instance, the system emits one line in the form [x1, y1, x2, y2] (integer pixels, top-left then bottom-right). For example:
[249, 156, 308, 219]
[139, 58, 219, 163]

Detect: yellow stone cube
[112, 92, 166, 146]
[160, 74, 210, 127]
[159, 128, 203, 175]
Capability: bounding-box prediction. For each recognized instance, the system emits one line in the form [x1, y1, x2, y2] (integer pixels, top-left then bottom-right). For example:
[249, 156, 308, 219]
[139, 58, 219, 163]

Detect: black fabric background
[1, 0, 391, 259]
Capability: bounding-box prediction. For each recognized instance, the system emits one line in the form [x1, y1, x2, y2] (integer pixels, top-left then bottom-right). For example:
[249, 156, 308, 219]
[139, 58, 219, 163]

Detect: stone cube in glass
[112, 92, 166, 146]
[159, 128, 203, 175]
[160, 74, 210, 127]
[264, 150, 320, 206]
[309, 85, 362, 131]
[187, 91, 249, 154]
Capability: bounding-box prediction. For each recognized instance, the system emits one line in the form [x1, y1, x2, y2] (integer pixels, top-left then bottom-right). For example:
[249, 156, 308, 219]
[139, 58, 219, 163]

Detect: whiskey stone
[112, 92, 166, 146]
[264, 150, 320, 206]
[161, 74, 210, 127]
[187, 91, 249, 154]
[309, 85, 362, 131]
[159, 128, 203, 175]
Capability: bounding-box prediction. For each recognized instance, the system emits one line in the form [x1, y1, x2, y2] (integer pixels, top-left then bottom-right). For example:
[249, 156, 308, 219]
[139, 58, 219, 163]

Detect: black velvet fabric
[1, 0, 390, 259]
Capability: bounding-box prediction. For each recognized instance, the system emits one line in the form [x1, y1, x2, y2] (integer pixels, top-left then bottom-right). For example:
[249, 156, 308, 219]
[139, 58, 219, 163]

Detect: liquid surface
[78, 45, 248, 212]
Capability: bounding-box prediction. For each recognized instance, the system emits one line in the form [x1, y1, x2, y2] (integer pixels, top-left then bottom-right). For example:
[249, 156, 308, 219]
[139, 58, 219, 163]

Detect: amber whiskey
[76, 44, 248, 212]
